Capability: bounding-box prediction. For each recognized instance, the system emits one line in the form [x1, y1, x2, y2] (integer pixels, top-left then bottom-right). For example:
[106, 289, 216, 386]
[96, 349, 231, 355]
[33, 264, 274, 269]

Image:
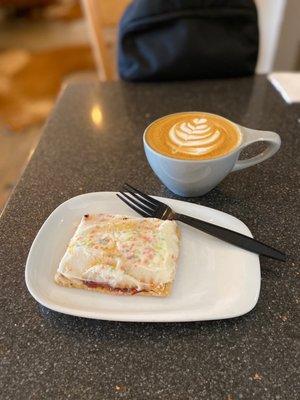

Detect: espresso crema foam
[146, 112, 242, 160]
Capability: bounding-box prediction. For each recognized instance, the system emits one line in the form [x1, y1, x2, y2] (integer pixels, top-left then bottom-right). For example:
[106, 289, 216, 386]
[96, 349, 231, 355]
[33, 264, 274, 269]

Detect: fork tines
[124, 183, 160, 206]
[117, 183, 159, 218]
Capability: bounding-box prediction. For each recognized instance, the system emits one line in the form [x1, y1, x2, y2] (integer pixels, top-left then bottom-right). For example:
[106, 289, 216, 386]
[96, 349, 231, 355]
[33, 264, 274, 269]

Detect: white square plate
[25, 192, 260, 322]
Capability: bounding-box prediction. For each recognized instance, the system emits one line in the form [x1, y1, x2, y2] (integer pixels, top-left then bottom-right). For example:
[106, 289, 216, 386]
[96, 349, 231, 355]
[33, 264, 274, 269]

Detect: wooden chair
[82, 0, 287, 79]
[80, 0, 131, 81]
[254, 0, 287, 73]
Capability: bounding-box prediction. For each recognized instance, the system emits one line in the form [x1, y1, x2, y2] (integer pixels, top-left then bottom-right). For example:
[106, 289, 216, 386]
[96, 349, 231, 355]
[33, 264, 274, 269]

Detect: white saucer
[25, 192, 260, 322]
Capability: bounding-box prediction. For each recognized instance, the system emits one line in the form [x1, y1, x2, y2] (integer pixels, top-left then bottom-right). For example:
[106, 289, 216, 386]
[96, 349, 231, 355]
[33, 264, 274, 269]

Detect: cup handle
[232, 127, 281, 172]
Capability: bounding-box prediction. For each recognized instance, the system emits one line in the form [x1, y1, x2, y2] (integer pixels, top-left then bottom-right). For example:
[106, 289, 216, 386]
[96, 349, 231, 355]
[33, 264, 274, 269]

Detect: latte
[145, 112, 241, 160]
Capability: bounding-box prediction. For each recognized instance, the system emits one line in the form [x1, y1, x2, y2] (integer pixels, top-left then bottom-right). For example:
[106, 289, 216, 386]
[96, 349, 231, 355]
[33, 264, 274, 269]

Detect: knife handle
[176, 213, 287, 261]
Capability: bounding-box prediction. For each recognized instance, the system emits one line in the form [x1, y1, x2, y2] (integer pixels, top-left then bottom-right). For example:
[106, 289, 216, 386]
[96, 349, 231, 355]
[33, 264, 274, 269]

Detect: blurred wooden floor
[0, 126, 40, 209]
[0, 6, 97, 210]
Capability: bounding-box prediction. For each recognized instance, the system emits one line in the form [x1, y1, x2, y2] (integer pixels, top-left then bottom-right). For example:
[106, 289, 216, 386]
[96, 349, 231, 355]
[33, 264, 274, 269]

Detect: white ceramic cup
[143, 112, 281, 197]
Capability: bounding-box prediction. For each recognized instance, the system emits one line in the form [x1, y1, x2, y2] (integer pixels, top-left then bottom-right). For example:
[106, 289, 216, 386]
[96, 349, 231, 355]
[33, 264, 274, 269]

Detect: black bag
[118, 0, 259, 81]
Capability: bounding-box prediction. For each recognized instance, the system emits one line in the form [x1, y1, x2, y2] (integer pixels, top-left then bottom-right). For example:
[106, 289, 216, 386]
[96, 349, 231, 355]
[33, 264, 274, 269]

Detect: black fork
[117, 183, 287, 262]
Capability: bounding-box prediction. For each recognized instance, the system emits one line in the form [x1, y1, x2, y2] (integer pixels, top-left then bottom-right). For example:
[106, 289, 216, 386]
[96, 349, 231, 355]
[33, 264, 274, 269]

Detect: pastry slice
[55, 214, 180, 296]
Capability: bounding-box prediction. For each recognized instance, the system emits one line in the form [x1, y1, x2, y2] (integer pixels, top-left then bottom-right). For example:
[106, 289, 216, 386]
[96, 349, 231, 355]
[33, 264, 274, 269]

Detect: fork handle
[175, 213, 287, 261]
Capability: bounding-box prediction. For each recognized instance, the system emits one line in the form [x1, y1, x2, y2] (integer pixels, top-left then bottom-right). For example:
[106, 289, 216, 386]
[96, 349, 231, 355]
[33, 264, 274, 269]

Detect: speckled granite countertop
[0, 77, 299, 400]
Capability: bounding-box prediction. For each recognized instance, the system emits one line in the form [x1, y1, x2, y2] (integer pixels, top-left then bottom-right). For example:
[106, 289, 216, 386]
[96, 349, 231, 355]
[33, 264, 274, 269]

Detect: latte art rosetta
[168, 118, 224, 155]
[146, 112, 241, 160]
